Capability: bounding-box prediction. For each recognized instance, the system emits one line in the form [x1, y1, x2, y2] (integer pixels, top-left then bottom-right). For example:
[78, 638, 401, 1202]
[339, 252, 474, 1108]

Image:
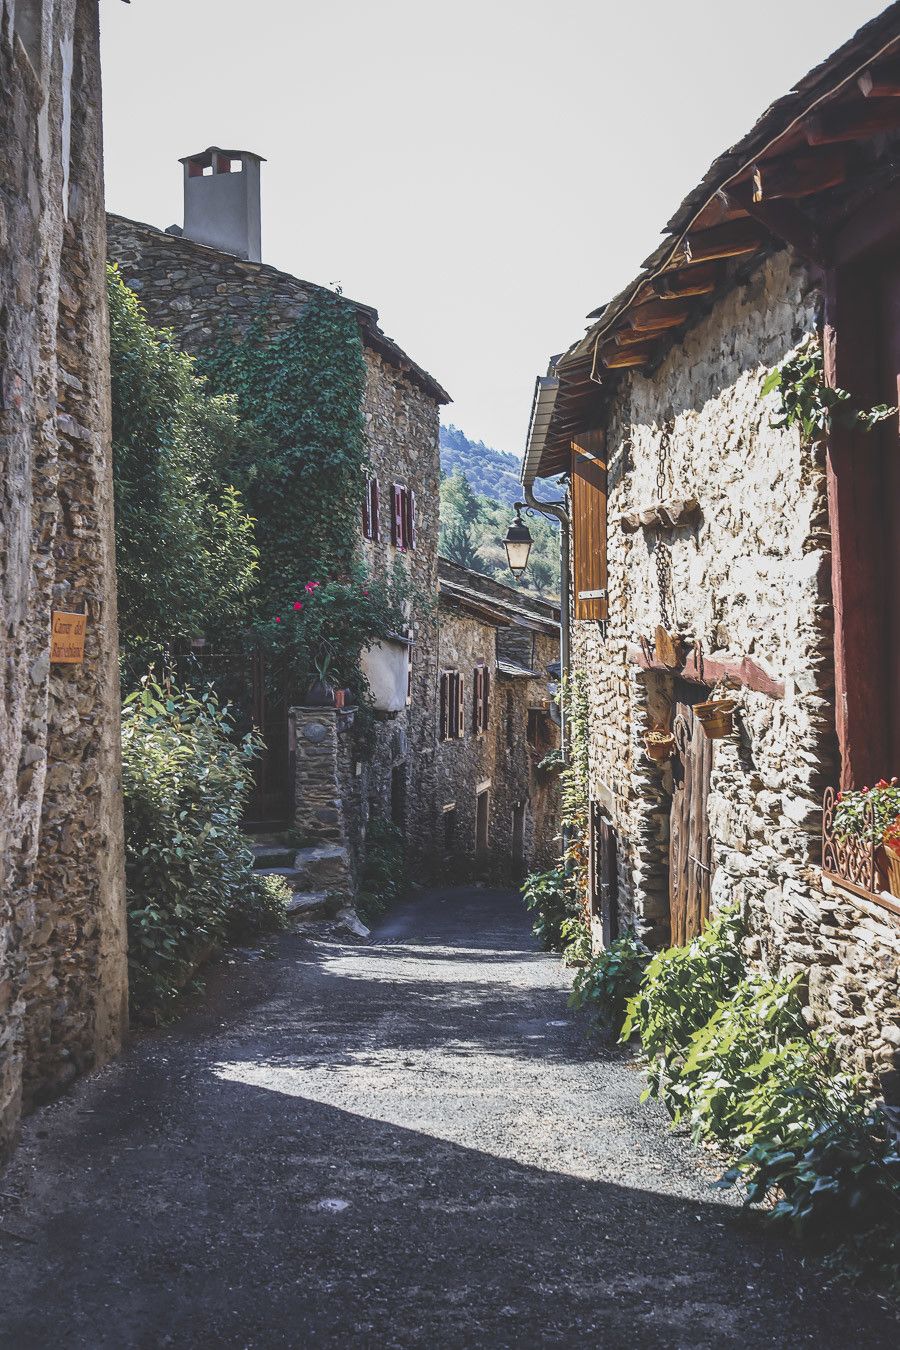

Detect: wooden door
[668, 688, 713, 946]
[589, 802, 619, 947]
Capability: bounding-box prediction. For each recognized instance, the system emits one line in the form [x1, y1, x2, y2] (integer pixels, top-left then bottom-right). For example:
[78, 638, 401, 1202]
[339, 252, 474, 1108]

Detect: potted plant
[305, 648, 337, 707]
[695, 686, 737, 739]
[881, 815, 900, 897]
[643, 726, 675, 762]
[833, 778, 900, 895]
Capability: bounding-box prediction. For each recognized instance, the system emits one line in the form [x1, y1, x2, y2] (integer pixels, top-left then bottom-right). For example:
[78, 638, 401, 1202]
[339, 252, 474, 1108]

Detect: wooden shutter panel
[456, 673, 464, 738]
[571, 430, 608, 621]
[439, 673, 448, 741]
[473, 666, 482, 732]
[482, 666, 490, 731]
[362, 477, 372, 538]
[371, 477, 380, 541]
[390, 484, 399, 546]
[407, 490, 417, 551]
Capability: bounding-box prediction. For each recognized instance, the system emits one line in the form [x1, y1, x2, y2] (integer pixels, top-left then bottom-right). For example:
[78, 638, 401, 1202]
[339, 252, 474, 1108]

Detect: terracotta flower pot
[695, 698, 736, 739]
[878, 845, 900, 898]
[644, 731, 675, 762]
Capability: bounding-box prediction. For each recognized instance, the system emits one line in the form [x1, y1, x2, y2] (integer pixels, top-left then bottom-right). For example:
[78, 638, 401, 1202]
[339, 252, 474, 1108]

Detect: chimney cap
[179, 146, 266, 167]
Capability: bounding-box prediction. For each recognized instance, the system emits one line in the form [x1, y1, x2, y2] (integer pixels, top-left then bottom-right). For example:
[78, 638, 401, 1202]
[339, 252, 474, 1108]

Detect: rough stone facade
[573, 249, 900, 1095]
[105, 211, 445, 866]
[436, 560, 560, 880]
[1, 0, 127, 1158]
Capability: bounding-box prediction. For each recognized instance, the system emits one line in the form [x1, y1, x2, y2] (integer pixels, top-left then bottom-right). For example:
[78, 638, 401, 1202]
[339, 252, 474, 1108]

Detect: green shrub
[723, 1086, 900, 1288]
[560, 915, 592, 965]
[225, 873, 292, 946]
[672, 973, 829, 1148]
[522, 866, 570, 951]
[122, 677, 264, 1017]
[356, 817, 407, 925]
[621, 905, 744, 1100]
[569, 930, 650, 1040]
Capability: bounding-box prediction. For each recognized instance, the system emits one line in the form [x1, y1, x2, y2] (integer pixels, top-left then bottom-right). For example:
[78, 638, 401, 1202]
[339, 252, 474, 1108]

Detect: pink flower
[274, 616, 282, 624]
[362, 588, 369, 597]
[293, 601, 303, 611]
[305, 581, 320, 594]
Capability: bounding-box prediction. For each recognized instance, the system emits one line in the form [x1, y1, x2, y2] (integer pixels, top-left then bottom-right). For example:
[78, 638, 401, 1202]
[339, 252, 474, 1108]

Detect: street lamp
[504, 503, 534, 579]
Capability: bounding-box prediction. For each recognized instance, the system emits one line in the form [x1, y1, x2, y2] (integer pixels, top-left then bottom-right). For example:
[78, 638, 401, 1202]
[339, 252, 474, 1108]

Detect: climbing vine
[761, 335, 897, 441]
[199, 289, 369, 613]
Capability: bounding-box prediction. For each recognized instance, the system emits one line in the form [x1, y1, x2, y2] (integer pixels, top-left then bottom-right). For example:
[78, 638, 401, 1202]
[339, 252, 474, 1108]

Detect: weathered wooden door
[668, 687, 713, 946]
[589, 802, 619, 948]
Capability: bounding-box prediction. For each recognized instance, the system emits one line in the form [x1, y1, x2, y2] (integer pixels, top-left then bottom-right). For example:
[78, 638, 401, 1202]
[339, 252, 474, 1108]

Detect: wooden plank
[600, 344, 655, 369]
[806, 99, 900, 145]
[653, 264, 718, 299]
[571, 432, 608, 622]
[752, 148, 847, 202]
[858, 64, 900, 99]
[627, 641, 785, 698]
[627, 300, 692, 332]
[683, 218, 766, 263]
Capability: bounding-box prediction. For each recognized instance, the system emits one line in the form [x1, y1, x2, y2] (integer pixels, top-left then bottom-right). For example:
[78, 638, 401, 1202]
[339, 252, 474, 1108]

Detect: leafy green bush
[522, 866, 569, 951]
[560, 915, 592, 965]
[569, 930, 650, 1040]
[356, 817, 407, 925]
[108, 266, 259, 657]
[723, 1086, 900, 1287]
[122, 678, 266, 1017]
[671, 973, 829, 1148]
[225, 873, 292, 946]
[621, 905, 744, 1100]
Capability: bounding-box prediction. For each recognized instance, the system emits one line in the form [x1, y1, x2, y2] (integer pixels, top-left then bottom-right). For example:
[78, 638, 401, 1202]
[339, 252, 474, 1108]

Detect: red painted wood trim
[627, 643, 785, 699]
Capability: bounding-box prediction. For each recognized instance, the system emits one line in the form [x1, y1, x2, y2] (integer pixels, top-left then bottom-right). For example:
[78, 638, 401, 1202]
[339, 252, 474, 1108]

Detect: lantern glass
[504, 511, 533, 578]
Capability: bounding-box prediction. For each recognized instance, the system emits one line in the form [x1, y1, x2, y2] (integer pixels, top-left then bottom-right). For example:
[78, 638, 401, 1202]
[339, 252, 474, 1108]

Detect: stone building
[522, 9, 900, 1094]
[106, 151, 449, 874]
[1, 0, 127, 1157]
[436, 559, 560, 880]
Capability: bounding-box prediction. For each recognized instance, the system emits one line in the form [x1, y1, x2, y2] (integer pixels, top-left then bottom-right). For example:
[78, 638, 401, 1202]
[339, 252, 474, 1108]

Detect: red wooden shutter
[473, 667, 481, 732]
[371, 478, 380, 541]
[456, 673, 464, 738]
[482, 666, 490, 731]
[407, 490, 417, 551]
[439, 673, 448, 741]
[362, 477, 372, 538]
[391, 484, 405, 548]
[571, 430, 608, 622]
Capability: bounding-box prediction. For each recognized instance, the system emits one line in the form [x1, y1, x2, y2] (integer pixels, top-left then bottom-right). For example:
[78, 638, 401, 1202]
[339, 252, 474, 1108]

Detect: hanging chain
[654, 420, 675, 629]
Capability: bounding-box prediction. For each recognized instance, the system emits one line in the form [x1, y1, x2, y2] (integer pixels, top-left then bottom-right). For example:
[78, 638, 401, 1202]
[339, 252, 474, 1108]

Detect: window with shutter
[406, 490, 417, 551]
[371, 477, 380, 541]
[391, 484, 407, 549]
[439, 672, 448, 741]
[473, 666, 482, 733]
[456, 674, 464, 738]
[482, 666, 490, 731]
[571, 430, 608, 622]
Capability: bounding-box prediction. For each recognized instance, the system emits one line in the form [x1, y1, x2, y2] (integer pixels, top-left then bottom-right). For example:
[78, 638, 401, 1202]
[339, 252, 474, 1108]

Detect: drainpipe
[523, 480, 570, 745]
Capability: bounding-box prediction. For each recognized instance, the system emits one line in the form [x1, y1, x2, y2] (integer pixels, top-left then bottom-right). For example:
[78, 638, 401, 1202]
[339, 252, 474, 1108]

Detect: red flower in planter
[305, 581, 320, 594]
[883, 814, 900, 858]
[274, 616, 282, 624]
[293, 601, 303, 611]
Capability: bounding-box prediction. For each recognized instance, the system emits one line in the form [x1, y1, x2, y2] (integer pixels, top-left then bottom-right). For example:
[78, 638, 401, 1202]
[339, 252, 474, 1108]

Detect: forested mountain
[439, 424, 522, 507]
[438, 423, 559, 600]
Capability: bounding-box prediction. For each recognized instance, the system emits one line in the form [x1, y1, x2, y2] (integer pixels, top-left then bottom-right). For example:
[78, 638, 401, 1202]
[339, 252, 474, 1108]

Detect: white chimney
[179, 147, 264, 262]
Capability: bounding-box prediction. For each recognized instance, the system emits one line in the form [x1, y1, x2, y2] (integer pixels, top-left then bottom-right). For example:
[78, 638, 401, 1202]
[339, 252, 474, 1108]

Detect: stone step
[250, 844, 296, 869]
[292, 844, 351, 889]
[285, 891, 330, 917]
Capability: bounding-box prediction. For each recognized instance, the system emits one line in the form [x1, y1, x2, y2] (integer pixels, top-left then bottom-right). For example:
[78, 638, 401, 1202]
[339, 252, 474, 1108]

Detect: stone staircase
[249, 835, 369, 937]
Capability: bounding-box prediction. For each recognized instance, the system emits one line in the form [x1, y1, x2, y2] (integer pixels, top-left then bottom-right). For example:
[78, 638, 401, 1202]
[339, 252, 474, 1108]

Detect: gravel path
[0, 886, 896, 1348]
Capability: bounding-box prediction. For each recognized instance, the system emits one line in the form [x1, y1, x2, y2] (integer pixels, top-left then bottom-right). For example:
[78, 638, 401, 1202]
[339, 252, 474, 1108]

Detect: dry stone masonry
[1, 0, 127, 1159]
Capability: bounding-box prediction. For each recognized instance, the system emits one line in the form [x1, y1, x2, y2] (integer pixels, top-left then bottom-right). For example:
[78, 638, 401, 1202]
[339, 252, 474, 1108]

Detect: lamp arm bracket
[521, 482, 569, 527]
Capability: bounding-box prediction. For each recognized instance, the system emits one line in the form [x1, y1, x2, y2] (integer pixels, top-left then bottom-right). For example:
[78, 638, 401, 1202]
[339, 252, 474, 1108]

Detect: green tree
[443, 520, 481, 570]
[108, 266, 259, 657]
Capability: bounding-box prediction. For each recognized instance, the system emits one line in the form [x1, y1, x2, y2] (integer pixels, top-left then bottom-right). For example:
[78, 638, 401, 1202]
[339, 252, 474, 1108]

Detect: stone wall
[105, 212, 443, 865]
[1, 0, 127, 1158]
[573, 248, 900, 1095]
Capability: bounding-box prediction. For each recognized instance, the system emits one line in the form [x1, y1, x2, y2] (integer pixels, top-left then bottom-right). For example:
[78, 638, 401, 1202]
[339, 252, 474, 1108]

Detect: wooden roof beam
[751, 147, 847, 201]
[683, 218, 766, 263]
[599, 342, 656, 369]
[858, 63, 900, 98]
[652, 263, 718, 299]
[720, 188, 828, 267]
[806, 98, 900, 145]
[627, 300, 691, 332]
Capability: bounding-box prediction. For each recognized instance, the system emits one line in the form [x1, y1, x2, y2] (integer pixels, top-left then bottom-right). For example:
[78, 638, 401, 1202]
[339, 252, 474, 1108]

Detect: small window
[472, 663, 490, 735]
[439, 670, 463, 741]
[390, 483, 416, 551]
[362, 476, 380, 540]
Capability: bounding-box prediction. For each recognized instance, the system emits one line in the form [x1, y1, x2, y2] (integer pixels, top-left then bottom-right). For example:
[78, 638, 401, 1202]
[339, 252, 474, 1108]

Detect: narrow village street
[0, 888, 895, 1349]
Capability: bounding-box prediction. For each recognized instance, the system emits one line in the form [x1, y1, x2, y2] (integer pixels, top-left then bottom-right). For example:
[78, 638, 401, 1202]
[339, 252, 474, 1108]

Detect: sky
[100, 0, 889, 456]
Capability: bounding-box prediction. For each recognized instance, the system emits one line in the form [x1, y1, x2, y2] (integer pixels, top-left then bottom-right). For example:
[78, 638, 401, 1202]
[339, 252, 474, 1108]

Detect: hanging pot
[305, 678, 336, 707]
[876, 845, 900, 898]
[695, 697, 736, 739]
[643, 730, 675, 762]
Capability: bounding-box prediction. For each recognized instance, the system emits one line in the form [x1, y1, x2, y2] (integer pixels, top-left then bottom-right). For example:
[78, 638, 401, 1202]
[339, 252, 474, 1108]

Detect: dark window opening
[390, 483, 416, 551]
[439, 670, 463, 741]
[472, 663, 490, 734]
